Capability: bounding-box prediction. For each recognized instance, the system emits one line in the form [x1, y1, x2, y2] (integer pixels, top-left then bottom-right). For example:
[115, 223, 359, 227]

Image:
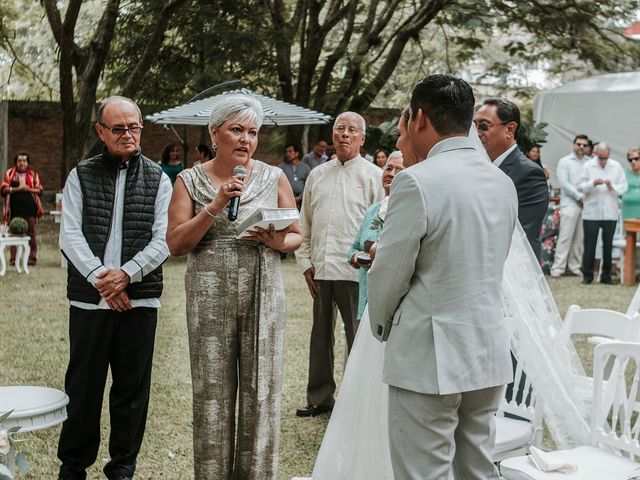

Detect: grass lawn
[0, 219, 637, 479]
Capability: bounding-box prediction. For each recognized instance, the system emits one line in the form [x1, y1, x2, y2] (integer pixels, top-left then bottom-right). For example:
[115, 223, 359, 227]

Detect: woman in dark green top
[161, 143, 183, 186]
[622, 147, 640, 220]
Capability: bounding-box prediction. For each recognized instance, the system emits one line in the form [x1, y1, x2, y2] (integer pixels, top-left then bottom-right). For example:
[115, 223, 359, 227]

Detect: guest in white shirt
[550, 135, 590, 278]
[57, 96, 171, 480]
[577, 142, 627, 284]
[295, 111, 383, 417]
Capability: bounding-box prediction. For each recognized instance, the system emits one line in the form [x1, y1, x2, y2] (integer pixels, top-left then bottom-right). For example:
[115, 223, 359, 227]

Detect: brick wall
[8, 102, 64, 197]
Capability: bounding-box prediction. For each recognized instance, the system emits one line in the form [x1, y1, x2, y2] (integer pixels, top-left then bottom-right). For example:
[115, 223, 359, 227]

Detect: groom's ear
[413, 108, 430, 132]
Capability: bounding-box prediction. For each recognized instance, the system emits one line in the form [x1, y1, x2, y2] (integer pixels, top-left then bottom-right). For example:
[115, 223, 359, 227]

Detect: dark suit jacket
[498, 146, 549, 260]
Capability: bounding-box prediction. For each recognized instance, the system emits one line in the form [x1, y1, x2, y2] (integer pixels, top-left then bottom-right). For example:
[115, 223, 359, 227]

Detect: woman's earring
[212, 143, 217, 152]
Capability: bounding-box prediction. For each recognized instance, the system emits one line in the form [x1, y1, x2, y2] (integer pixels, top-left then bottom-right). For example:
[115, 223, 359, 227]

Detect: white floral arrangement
[0, 411, 28, 480]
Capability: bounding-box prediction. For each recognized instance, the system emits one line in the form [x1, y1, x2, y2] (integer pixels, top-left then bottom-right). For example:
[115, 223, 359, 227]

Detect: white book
[235, 207, 299, 239]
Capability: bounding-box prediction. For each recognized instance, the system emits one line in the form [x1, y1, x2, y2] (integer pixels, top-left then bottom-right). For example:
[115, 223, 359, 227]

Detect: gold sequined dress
[178, 161, 286, 479]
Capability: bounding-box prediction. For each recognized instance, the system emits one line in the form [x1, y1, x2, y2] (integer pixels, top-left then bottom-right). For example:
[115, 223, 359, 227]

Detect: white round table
[0, 386, 69, 474]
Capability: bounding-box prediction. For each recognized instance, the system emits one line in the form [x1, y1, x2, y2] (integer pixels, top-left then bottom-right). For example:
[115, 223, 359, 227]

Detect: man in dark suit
[474, 98, 549, 260]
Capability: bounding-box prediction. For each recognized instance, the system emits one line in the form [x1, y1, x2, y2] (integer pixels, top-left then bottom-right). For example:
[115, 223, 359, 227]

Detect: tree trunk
[43, 0, 187, 185]
[267, 0, 452, 124]
[121, 0, 190, 98]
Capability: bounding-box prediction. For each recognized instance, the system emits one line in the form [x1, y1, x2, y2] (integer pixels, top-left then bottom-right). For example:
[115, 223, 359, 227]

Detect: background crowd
[538, 135, 639, 284]
[3, 87, 640, 480]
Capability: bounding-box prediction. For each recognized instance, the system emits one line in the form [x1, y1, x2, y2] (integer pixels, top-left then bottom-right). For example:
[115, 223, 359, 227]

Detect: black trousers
[582, 219, 617, 281]
[58, 306, 157, 480]
[306, 280, 359, 407]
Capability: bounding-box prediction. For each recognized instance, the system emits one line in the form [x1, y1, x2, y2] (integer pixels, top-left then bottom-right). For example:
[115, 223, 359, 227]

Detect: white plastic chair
[500, 342, 640, 479]
[560, 305, 640, 405]
[626, 282, 640, 318]
[493, 355, 543, 462]
[561, 304, 640, 374]
[561, 305, 640, 361]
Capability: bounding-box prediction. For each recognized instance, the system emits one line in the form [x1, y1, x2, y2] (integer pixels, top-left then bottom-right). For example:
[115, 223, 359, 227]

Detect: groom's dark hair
[410, 74, 475, 135]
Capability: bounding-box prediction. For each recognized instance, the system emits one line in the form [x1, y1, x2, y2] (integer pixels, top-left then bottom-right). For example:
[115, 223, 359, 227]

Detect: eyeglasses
[629, 157, 640, 162]
[474, 121, 507, 132]
[334, 124, 362, 135]
[99, 123, 143, 136]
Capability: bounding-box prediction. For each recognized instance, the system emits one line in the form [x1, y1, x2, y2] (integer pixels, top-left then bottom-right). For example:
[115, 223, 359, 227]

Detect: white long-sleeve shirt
[295, 155, 383, 281]
[60, 163, 172, 310]
[556, 153, 588, 210]
[577, 158, 627, 221]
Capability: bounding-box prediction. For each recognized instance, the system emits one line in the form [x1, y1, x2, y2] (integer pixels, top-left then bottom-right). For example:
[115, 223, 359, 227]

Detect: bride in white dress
[297, 123, 591, 480]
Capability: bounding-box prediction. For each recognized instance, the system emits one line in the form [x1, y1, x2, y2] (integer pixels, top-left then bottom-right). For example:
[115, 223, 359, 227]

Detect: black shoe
[582, 277, 593, 285]
[600, 277, 614, 285]
[296, 404, 333, 417]
[563, 270, 579, 277]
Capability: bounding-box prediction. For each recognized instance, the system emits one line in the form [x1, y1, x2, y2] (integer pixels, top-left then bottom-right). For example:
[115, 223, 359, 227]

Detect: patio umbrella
[146, 87, 332, 127]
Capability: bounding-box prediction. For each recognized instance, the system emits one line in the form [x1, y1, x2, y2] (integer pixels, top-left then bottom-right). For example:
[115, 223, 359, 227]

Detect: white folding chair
[501, 342, 640, 479]
[493, 356, 543, 462]
[626, 282, 640, 317]
[560, 305, 640, 404]
[562, 305, 640, 344]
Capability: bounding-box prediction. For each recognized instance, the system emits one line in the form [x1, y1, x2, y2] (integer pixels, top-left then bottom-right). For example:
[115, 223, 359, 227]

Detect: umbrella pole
[183, 125, 188, 168]
[302, 125, 309, 155]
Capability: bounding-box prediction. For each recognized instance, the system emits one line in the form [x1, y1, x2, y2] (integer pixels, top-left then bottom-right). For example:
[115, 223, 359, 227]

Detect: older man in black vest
[57, 96, 172, 480]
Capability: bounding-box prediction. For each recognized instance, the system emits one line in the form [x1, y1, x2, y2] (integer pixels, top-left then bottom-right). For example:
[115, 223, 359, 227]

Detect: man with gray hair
[57, 96, 172, 480]
[295, 111, 383, 417]
[577, 142, 627, 284]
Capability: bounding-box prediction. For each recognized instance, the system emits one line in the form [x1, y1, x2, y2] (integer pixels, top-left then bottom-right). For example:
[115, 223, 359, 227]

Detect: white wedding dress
[295, 224, 591, 480]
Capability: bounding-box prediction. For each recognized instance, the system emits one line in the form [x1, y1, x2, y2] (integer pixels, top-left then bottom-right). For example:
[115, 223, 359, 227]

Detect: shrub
[8, 217, 28, 236]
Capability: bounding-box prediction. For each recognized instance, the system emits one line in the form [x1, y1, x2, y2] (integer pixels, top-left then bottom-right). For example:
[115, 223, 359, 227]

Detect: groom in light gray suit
[368, 74, 518, 480]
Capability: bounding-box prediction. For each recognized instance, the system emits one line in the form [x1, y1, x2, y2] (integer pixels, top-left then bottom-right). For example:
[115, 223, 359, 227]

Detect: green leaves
[518, 121, 549, 154]
[364, 117, 400, 154]
[0, 412, 12, 425]
[0, 410, 26, 477]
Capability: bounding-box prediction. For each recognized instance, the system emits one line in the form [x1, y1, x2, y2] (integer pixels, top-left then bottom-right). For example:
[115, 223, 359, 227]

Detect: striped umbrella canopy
[146, 87, 332, 127]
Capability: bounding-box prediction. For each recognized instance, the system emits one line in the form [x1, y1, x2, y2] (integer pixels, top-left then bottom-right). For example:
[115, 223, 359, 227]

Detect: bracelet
[9, 187, 12, 194]
[203, 204, 217, 218]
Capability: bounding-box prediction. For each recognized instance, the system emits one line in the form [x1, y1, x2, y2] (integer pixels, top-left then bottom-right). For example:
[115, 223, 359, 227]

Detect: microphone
[228, 165, 247, 221]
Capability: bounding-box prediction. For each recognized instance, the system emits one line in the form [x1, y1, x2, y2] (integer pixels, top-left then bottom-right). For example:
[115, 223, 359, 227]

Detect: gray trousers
[551, 205, 583, 276]
[389, 384, 504, 480]
[306, 280, 359, 406]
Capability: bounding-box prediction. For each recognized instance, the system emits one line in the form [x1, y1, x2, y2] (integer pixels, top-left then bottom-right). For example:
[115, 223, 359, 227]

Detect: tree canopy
[1, 0, 639, 171]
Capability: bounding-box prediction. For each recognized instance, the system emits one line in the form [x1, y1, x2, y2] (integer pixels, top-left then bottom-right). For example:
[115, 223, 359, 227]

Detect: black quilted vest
[66, 148, 164, 303]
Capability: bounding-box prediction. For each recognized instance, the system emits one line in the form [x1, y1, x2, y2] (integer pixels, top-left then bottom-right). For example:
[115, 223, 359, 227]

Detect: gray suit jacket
[368, 136, 518, 395]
